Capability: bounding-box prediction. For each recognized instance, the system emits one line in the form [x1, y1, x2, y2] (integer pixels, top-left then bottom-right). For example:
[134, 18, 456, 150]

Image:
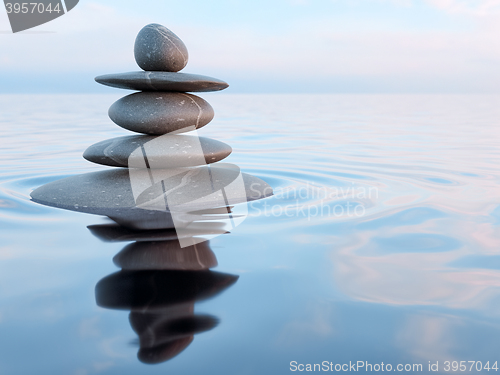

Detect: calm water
[1, 94, 500, 374]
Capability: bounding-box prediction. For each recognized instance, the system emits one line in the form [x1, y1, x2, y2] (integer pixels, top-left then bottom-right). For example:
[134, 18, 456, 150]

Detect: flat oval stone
[95, 270, 238, 310]
[87, 223, 228, 242]
[83, 134, 232, 168]
[129, 305, 195, 336]
[138, 336, 193, 364]
[95, 71, 228, 92]
[133, 314, 217, 364]
[134, 23, 188, 72]
[30, 164, 274, 230]
[113, 240, 217, 270]
[108, 92, 214, 135]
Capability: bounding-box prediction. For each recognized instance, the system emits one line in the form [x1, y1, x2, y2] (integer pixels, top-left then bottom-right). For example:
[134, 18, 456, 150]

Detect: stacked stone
[31, 23, 273, 231]
[91, 223, 237, 364]
[29, 23, 272, 365]
[88, 23, 232, 169]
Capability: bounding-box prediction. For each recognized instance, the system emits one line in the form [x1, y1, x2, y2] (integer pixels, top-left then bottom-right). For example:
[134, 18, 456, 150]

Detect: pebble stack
[91, 223, 237, 364]
[30, 23, 273, 231]
[29, 23, 273, 365]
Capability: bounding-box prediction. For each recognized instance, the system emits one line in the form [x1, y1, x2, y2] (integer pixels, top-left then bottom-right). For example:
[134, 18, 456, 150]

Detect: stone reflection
[92, 224, 238, 364]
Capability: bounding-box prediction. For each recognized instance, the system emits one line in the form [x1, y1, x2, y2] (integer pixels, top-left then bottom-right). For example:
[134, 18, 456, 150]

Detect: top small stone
[134, 23, 188, 72]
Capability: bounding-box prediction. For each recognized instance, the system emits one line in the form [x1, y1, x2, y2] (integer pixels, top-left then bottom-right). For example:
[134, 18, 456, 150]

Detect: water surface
[1, 94, 500, 374]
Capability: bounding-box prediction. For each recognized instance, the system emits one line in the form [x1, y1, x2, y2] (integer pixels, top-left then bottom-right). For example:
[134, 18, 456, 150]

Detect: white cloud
[396, 314, 460, 362]
[425, 0, 500, 16]
[2, 0, 500, 92]
[187, 20, 500, 91]
[331, 236, 500, 311]
[0, 2, 150, 71]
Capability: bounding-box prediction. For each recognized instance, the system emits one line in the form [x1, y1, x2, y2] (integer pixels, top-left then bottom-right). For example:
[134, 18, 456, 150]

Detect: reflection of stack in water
[92, 224, 238, 364]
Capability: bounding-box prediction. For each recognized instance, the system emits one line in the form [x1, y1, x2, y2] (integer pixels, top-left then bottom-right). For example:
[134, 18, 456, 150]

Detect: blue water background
[1, 94, 500, 374]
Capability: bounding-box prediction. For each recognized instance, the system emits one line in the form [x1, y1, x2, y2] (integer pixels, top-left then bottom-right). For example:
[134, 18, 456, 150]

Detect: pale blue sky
[1, 0, 500, 93]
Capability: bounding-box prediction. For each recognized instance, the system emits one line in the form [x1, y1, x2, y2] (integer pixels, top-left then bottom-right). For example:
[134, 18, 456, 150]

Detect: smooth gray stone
[130, 304, 195, 333]
[30, 164, 273, 230]
[87, 223, 228, 242]
[108, 92, 214, 135]
[134, 23, 188, 72]
[95, 269, 238, 310]
[83, 134, 232, 168]
[138, 336, 193, 364]
[113, 240, 217, 270]
[134, 314, 217, 364]
[95, 71, 229, 92]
